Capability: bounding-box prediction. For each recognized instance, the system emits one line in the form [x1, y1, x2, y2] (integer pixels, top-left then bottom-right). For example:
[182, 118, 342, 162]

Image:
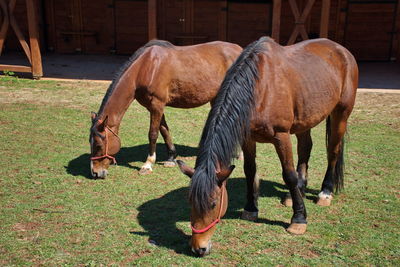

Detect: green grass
[0, 76, 399, 266]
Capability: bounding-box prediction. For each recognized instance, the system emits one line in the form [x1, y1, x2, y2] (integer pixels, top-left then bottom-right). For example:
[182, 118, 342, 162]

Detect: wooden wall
[341, 0, 399, 61]
[2, 0, 400, 61]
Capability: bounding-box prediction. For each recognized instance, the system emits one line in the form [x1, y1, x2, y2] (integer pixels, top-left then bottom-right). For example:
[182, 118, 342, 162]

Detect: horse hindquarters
[318, 52, 357, 206]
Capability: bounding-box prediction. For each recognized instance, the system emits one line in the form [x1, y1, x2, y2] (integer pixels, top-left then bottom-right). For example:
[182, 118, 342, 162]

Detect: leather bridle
[90, 120, 119, 165]
[191, 183, 225, 234]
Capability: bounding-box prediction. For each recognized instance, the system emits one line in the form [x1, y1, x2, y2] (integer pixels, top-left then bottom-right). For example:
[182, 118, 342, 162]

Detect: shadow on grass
[130, 178, 297, 255]
[65, 143, 198, 178]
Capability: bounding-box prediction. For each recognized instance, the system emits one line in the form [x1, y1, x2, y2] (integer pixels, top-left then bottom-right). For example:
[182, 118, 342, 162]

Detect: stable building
[1, 0, 400, 78]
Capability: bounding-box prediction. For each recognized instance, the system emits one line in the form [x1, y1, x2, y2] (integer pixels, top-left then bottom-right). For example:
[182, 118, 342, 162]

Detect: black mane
[97, 40, 174, 115]
[189, 37, 270, 214]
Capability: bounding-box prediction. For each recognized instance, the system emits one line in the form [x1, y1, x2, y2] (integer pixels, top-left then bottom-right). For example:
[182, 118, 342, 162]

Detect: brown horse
[177, 36, 358, 256]
[89, 40, 242, 178]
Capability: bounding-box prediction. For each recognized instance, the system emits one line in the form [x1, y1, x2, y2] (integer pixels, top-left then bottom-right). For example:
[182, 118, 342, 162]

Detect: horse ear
[98, 116, 108, 131]
[176, 160, 195, 178]
[216, 165, 235, 183]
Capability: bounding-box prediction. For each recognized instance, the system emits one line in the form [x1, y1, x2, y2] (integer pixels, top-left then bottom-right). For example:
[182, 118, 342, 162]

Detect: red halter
[90, 120, 118, 165]
[191, 183, 225, 234]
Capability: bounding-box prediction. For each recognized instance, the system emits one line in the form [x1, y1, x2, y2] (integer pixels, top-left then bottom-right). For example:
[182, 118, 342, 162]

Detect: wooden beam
[0, 0, 17, 55]
[26, 0, 42, 78]
[288, 0, 316, 45]
[9, 0, 32, 63]
[272, 0, 282, 43]
[320, 0, 331, 38]
[148, 0, 157, 40]
[0, 64, 32, 73]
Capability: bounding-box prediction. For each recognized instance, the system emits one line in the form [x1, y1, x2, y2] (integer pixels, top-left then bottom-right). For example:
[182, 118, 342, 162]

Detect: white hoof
[139, 166, 153, 175]
[316, 192, 333, 206]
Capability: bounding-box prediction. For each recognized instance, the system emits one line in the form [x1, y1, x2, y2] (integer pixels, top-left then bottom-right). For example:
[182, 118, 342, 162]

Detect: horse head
[89, 113, 121, 178]
[177, 160, 234, 257]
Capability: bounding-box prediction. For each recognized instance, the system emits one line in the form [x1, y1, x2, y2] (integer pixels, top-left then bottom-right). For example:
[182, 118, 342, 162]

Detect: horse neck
[99, 62, 141, 131]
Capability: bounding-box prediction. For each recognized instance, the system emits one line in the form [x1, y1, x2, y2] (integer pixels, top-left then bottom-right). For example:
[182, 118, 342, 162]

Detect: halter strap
[90, 120, 119, 165]
[191, 183, 225, 234]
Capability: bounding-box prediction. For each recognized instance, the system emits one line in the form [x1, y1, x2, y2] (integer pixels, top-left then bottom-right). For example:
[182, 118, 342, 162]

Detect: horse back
[136, 41, 242, 108]
[252, 38, 358, 137]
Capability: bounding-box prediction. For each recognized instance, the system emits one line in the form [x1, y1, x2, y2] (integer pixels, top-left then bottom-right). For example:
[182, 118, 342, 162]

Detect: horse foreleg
[139, 107, 163, 175]
[283, 130, 313, 207]
[318, 112, 348, 206]
[159, 114, 177, 167]
[241, 140, 259, 221]
[274, 132, 307, 235]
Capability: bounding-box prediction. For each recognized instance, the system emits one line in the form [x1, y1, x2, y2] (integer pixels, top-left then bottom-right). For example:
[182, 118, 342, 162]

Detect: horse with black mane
[178, 36, 358, 257]
[89, 40, 242, 178]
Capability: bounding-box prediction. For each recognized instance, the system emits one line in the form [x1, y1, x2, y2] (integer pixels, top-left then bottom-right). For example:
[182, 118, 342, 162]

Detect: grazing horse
[177, 36, 358, 256]
[89, 40, 242, 178]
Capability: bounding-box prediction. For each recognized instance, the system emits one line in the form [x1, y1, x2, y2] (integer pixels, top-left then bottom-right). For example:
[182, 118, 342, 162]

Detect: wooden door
[227, 0, 272, 47]
[159, 0, 221, 45]
[115, 0, 148, 54]
[160, 0, 186, 44]
[46, 0, 114, 54]
[191, 0, 220, 44]
[344, 0, 398, 61]
[50, 0, 82, 53]
[80, 0, 114, 54]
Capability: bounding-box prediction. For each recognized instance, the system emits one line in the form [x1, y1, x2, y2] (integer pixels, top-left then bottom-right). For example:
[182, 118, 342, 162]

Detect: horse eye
[211, 201, 216, 209]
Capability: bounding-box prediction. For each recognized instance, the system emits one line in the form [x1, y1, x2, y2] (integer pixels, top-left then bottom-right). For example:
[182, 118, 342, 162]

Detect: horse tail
[190, 37, 269, 214]
[325, 116, 345, 193]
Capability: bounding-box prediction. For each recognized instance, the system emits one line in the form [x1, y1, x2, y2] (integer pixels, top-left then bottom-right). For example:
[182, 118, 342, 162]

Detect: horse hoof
[241, 210, 258, 221]
[286, 223, 307, 235]
[164, 161, 176, 168]
[139, 167, 153, 175]
[316, 192, 333, 206]
[282, 196, 293, 207]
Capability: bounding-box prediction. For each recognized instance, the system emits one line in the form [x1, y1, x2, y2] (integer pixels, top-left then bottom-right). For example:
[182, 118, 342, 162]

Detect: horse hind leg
[283, 130, 313, 207]
[317, 111, 348, 206]
[241, 140, 259, 221]
[159, 114, 177, 167]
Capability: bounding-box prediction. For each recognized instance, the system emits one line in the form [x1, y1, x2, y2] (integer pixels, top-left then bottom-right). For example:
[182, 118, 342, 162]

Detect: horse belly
[166, 80, 220, 108]
[291, 90, 340, 134]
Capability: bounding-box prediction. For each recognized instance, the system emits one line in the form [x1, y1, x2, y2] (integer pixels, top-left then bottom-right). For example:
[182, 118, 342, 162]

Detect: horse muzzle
[191, 241, 212, 257]
[90, 161, 108, 179]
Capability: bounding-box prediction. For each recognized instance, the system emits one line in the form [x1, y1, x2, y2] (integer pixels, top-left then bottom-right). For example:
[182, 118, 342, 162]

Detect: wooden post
[0, 0, 43, 78]
[320, 0, 331, 38]
[272, 0, 282, 43]
[148, 0, 157, 40]
[26, 0, 42, 78]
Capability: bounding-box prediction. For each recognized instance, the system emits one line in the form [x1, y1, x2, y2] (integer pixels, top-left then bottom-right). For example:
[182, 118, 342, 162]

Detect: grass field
[0, 76, 399, 266]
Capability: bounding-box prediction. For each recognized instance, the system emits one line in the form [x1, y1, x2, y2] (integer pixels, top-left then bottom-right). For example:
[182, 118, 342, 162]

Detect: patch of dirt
[352, 93, 400, 130]
[0, 81, 108, 110]
[12, 222, 41, 232]
[121, 248, 152, 265]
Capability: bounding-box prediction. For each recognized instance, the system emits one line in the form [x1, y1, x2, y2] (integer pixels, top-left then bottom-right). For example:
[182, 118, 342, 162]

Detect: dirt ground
[1, 52, 399, 92]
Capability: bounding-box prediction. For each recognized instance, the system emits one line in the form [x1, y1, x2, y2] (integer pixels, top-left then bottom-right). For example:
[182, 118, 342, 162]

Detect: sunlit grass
[0, 76, 399, 266]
